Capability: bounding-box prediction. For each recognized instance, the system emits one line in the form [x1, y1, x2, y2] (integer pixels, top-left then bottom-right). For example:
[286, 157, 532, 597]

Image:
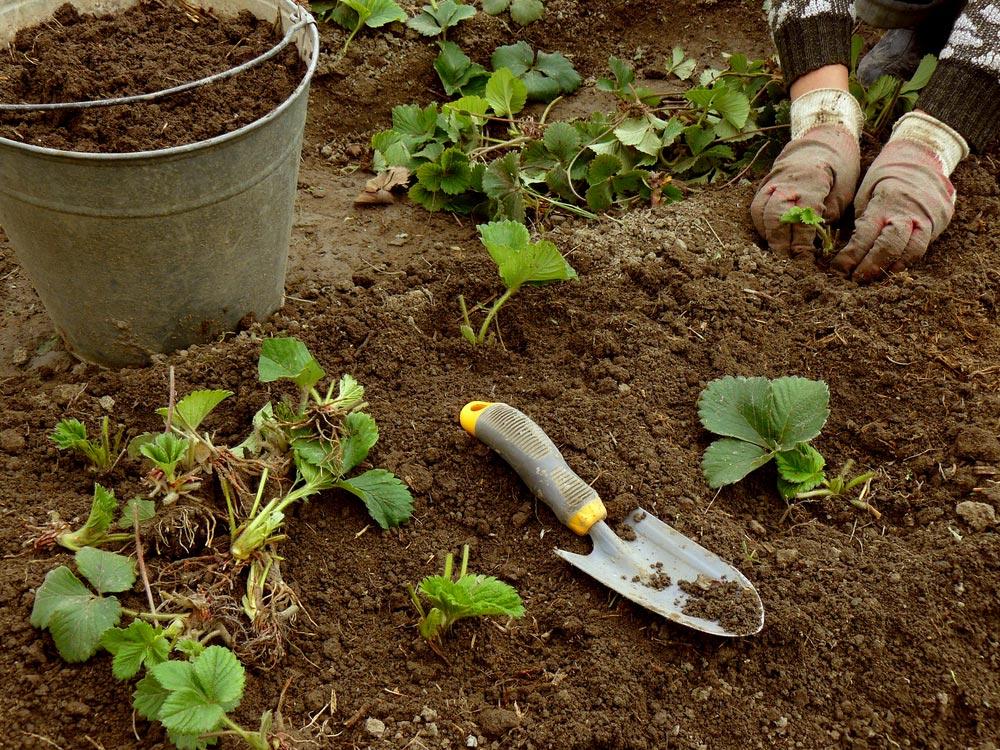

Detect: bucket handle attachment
[0, 13, 315, 112]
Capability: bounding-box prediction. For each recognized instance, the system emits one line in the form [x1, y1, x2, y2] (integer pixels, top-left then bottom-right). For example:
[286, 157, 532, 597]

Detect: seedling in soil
[458, 220, 577, 344]
[407, 0, 476, 38]
[780, 206, 836, 255]
[136, 646, 270, 750]
[51, 416, 123, 472]
[312, 0, 406, 58]
[483, 0, 544, 25]
[46, 483, 138, 551]
[795, 459, 880, 518]
[491, 42, 580, 102]
[408, 544, 525, 641]
[698, 375, 831, 497]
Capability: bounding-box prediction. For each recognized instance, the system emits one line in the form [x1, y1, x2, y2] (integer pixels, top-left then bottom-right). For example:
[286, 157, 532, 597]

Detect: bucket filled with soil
[0, 0, 319, 366]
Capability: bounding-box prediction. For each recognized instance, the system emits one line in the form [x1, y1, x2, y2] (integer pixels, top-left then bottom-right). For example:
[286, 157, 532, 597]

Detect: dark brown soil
[2, 2, 999, 749]
[633, 561, 671, 590]
[0, 2, 305, 152]
[678, 576, 761, 634]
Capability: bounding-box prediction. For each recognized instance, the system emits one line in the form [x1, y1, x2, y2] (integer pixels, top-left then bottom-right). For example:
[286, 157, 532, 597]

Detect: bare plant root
[152, 500, 221, 557]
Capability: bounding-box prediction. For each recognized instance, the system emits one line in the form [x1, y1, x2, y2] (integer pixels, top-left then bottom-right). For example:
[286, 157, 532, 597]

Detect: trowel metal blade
[555, 509, 764, 637]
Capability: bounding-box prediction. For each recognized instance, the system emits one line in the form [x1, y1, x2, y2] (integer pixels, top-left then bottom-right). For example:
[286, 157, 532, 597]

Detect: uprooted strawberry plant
[35, 336, 414, 668]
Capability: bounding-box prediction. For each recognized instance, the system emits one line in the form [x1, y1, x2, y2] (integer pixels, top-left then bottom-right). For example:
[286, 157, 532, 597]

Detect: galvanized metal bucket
[0, 0, 319, 367]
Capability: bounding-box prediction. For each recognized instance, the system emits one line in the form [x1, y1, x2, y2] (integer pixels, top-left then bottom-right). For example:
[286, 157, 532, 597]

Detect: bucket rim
[0, 0, 320, 161]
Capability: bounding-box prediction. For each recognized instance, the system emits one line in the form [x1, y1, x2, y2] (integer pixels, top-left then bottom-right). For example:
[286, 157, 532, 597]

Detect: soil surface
[679, 577, 761, 634]
[2, 1, 1000, 749]
[0, 2, 305, 152]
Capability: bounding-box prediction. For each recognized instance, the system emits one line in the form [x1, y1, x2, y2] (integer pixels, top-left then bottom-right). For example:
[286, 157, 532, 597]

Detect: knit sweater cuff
[772, 15, 854, 86]
[918, 59, 1000, 150]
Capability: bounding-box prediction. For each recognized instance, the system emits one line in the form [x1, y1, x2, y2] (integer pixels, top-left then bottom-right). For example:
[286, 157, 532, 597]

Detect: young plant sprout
[408, 544, 525, 642]
[406, 0, 476, 39]
[780, 206, 835, 255]
[795, 459, 880, 518]
[51, 416, 123, 472]
[483, 0, 544, 26]
[459, 220, 577, 345]
[311, 0, 406, 59]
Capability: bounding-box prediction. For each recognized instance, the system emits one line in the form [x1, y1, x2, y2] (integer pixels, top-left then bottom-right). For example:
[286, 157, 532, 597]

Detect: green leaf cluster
[780, 206, 835, 253]
[409, 545, 525, 641]
[406, 0, 476, 37]
[51, 416, 122, 472]
[697, 376, 831, 498]
[483, 0, 544, 25]
[312, 0, 406, 57]
[372, 51, 785, 221]
[849, 35, 937, 135]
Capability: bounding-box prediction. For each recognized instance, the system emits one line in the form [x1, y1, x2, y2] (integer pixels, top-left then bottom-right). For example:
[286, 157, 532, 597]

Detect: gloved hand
[751, 88, 864, 257]
[832, 111, 968, 282]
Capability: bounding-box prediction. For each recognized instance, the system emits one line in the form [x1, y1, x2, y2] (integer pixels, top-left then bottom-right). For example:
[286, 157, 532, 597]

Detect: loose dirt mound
[0, 2, 304, 152]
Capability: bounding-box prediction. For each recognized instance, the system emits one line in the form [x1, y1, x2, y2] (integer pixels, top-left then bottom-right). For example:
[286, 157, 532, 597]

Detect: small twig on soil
[134, 504, 157, 616]
[342, 702, 371, 728]
[276, 676, 293, 717]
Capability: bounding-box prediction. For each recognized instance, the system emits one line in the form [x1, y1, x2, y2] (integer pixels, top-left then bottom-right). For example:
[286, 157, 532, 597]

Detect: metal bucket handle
[0, 11, 316, 112]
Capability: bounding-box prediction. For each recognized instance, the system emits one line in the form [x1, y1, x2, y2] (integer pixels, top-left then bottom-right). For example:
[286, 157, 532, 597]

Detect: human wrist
[891, 110, 969, 175]
[790, 88, 864, 141]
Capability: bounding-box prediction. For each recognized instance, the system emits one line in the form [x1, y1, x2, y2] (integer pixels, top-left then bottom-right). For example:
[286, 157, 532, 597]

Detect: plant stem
[220, 476, 238, 536]
[248, 467, 269, 519]
[476, 287, 516, 343]
[122, 608, 183, 621]
[165, 366, 176, 433]
[459, 544, 469, 577]
[133, 504, 157, 616]
[220, 715, 269, 750]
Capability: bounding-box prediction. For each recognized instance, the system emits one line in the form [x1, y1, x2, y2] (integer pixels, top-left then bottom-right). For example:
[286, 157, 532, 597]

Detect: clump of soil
[678, 576, 761, 634]
[0, 1, 305, 152]
[633, 561, 672, 590]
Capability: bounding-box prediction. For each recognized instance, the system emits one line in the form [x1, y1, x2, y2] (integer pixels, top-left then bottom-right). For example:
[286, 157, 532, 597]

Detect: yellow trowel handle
[460, 402, 607, 535]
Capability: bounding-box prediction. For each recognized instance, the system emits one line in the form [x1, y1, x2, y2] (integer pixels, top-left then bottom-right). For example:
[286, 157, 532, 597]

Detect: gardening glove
[832, 111, 968, 282]
[751, 88, 864, 257]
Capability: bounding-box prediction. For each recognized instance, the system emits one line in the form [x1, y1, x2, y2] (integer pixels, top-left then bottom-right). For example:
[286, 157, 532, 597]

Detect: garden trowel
[460, 401, 764, 637]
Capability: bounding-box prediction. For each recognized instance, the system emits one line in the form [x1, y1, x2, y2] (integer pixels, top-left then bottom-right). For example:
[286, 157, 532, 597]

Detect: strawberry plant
[459, 220, 577, 344]
[698, 376, 880, 512]
[369, 50, 787, 221]
[483, 0, 544, 25]
[849, 35, 937, 136]
[698, 376, 830, 496]
[312, 0, 407, 57]
[491, 42, 580, 102]
[407, 0, 476, 38]
[48, 483, 143, 551]
[408, 545, 525, 641]
[780, 206, 835, 255]
[51, 416, 123, 472]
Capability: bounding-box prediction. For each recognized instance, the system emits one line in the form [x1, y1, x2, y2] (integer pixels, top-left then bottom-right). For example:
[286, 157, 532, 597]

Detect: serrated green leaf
[543, 122, 580, 162]
[485, 68, 528, 116]
[510, 0, 544, 24]
[134, 672, 169, 720]
[533, 51, 580, 92]
[587, 153, 621, 185]
[702, 438, 774, 488]
[101, 620, 170, 680]
[780, 206, 824, 227]
[258, 338, 325, 391]
[775, 443, 826, 486]
[490, 41, 534, 75]
[417, 570, 525, 635]
[139, 433, 190, 478]
[193, 646, 245, 712]
[478, 220, 577, 289]
[434, 41, 489, 96]
[48, 595, 122, 662]
[482, 0, 508, 12]
[416, 147, 473, 195]
[901, 53, 937, 94]
[391, 103, 439, 142]
[157, 390, 232, 432]
[491, 43, 578, 102]
[769, 377, 830, 447]
[683, 124, 715, 156]
[482, 153, 526, 221]
[360, 0, 406, 26]
[667, 46, 696, 80]
[51, 418, 87, 449]
[58, 483, 117, 551]
[712, 86, 751, 129]
[31, 566, 92, 628]
[169, 731, 218, 750]
[337, 469, 413, 528]
[119, 497, 156, 529]
[76, 547, 136, 594]
[341, 412, 379, 473]
[614, 117, 662, 156]
[407, 0, 475, 36]
[153, 660, 198, 692]
[159, 689, 226, 735]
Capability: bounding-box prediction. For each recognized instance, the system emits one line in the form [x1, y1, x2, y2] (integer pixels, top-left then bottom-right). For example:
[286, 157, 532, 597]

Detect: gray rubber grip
[475, 403, 602, 531]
